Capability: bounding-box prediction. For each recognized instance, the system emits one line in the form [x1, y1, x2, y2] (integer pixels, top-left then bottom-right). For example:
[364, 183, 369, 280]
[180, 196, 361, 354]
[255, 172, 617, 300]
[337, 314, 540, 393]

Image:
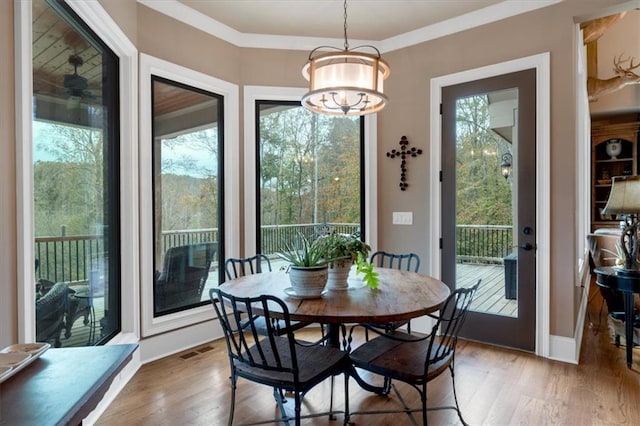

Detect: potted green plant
[276, 233, 329, 297]
[315, 232, 378, 289]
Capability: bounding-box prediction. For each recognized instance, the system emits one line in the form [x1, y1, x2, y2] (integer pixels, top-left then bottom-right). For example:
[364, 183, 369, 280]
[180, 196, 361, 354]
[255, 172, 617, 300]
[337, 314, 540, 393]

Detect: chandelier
[301, 0, 390, 116]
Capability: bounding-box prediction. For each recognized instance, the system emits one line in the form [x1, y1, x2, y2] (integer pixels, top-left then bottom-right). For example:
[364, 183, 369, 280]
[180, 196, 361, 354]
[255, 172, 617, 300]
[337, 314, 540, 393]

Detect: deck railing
[35, 235, 102, 283]
[456, 224, 513, 264]
[35, 223, 511, 282]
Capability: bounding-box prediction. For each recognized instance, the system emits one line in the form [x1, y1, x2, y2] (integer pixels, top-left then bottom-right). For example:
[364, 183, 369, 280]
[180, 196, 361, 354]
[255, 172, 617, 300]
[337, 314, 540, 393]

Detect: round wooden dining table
[217, 267, 450, 342]
[217, 267, 450, 394]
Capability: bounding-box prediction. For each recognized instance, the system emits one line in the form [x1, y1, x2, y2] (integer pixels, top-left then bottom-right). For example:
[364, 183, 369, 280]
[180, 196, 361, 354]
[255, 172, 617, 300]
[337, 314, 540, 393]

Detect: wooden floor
[97, 280, 640, 426]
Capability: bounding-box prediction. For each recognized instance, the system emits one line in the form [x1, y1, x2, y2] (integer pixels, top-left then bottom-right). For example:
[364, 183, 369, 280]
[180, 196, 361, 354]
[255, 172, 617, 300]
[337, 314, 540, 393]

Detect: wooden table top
[217, 268, 450, 325]
[0, 344, 137, 426]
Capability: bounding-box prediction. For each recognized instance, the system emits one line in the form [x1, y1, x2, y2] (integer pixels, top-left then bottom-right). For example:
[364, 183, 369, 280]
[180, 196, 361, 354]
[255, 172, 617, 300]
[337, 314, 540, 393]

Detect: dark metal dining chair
[366, 251, 421, 336]
[346, 280, 480, 425]
[370, 250, 420, 272]
[210, 288, 350, 426]
[224, 253, 272, 280]
[224, 254, 316, 337]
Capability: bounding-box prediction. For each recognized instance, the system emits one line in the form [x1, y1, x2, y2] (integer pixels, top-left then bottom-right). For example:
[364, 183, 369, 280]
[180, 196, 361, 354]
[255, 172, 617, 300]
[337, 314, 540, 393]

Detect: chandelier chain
[343, 0, 349, 51]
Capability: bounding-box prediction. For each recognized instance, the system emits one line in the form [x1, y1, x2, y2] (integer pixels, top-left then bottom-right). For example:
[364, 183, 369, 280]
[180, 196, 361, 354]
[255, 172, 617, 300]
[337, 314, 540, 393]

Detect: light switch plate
[392, 212, 413, 225]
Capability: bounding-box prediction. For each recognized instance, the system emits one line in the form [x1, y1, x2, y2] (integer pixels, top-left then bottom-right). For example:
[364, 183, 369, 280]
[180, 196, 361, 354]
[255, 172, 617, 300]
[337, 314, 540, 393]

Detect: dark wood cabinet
[591, 114, 640, 230]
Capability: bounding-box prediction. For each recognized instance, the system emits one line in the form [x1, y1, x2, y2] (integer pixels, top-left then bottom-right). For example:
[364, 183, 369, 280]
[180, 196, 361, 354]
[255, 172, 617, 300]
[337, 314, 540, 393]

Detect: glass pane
[32, 0, 120, 346]
[454, 89, 517, 317]
[152, 77, 222, 316]
[257, 102, 363, 267]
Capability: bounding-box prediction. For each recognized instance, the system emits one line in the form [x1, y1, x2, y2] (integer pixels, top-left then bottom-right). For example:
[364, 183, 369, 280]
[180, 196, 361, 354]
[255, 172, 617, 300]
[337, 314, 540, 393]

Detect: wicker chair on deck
[35, 282, 70, 348]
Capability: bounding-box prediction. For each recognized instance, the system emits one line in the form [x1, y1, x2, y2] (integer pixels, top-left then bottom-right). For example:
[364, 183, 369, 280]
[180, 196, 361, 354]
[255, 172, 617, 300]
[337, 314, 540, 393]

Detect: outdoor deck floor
[457, 263, 517, 317]
[61, 263, 516, 347]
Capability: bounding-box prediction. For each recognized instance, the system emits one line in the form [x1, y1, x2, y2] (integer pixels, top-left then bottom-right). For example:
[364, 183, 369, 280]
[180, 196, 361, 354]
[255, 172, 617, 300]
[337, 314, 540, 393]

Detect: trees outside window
[257, 102, 363, 254]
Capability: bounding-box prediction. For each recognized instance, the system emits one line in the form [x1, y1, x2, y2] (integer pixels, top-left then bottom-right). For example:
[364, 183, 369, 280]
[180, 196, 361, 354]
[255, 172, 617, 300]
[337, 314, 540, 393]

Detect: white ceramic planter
[288, 265, 328, 297]
[326, 261, 352, 290]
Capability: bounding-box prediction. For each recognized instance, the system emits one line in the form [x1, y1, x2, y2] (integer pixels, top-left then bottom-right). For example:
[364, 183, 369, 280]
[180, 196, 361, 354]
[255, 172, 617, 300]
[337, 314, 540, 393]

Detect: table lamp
[602, 175, 640, 273]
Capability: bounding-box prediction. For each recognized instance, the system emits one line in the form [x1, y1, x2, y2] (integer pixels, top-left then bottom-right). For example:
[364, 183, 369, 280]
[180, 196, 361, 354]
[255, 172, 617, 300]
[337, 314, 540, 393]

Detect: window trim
[242, 86, 378, 257]
[139, 54, 239, 337]
[15, 0, 138, 345]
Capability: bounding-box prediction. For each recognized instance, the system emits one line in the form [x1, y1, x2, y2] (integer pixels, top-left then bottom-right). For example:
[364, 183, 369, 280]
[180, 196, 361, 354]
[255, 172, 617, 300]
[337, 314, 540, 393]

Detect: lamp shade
[302, 50, 390, 116]
[602, 175, 640, 215]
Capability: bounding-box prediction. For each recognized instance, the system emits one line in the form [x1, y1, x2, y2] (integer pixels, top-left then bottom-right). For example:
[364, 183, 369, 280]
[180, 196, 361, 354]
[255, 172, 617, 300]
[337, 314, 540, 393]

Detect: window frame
[15, 0, 138, 345]
[242, 86, 378, 258]
[139, 54, 239, 337]
[150, 74, 225, 317]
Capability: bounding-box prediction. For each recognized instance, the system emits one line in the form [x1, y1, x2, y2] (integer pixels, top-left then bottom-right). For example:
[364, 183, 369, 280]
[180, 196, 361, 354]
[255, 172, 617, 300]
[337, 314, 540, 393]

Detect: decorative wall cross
[386, 136, 423, 191]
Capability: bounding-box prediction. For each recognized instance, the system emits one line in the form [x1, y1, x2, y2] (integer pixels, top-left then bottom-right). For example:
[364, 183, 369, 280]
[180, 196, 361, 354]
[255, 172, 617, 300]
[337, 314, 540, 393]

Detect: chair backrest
[370, 250, 420, 272]
[427, 280, 480, 367]
[35, 282, 69, 342]
[210, 288, 300, 382]
[224, 254, 272, 280]
[156, 242, 216, 309]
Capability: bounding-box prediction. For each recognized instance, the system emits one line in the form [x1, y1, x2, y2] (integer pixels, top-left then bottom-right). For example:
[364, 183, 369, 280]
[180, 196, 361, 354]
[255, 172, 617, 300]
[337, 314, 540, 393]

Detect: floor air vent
[179, 351, 199, 360]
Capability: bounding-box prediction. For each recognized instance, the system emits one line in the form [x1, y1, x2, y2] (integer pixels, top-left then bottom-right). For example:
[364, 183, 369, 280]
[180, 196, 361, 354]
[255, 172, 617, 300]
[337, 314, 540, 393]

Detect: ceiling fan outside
[64, 54, 88, 96]
[63, 54, 97, 109]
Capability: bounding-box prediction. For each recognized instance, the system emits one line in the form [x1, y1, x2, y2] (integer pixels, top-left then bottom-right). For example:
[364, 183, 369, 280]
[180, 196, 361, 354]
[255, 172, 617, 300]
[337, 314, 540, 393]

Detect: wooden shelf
[591, 114, 640, 231]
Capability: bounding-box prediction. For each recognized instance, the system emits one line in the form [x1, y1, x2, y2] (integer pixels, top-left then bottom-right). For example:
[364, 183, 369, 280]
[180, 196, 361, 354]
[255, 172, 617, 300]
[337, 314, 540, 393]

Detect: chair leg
[294, 393, 302, 426]
[449, 364, 468, 426]
[422, 383, 428, 426]
[228, 374, 237, 426]
[329, 375, 336, 420]
[382, 377, 393, 394]
[343, 370, 350, 426]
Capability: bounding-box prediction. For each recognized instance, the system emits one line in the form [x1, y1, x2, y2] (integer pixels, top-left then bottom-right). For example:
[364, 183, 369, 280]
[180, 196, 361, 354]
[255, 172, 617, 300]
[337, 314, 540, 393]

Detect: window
[255, 101, 365, 259]
[151, 76, 224, 316]
[139, 54, 239, 337]
[32, 0, 120, 347]
[243, 87, 377, 259]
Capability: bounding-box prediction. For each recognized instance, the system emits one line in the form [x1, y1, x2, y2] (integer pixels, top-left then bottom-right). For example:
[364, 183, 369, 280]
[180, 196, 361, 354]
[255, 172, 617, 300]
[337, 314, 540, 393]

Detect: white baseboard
[547, 272, 591, 364]
[139, 318, 223, 363]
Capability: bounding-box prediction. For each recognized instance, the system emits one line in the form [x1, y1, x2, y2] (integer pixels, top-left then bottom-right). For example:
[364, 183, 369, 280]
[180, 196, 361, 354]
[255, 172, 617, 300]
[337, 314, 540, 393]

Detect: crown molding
[138, 0, 563, 53]
[380, 0, 563, 53]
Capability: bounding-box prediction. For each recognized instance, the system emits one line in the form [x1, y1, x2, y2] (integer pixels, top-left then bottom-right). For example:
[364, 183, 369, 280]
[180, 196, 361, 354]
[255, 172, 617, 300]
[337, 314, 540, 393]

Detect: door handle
[520, 242, 535, 251]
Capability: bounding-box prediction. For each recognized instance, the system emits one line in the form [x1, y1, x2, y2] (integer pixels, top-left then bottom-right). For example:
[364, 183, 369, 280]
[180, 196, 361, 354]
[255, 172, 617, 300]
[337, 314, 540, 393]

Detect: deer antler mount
[587, 55, 640, 102]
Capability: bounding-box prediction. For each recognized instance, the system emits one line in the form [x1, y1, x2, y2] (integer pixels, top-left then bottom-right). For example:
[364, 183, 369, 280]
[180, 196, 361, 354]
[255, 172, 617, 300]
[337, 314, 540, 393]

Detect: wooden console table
[0, 344, 137, 425]
[594, 267, 640, 367]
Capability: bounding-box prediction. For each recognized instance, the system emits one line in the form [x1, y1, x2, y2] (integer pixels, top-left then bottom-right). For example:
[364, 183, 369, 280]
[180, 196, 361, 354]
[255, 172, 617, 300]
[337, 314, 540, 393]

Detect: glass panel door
[455, 90, 517, 317]
[441, 69, 537, 351]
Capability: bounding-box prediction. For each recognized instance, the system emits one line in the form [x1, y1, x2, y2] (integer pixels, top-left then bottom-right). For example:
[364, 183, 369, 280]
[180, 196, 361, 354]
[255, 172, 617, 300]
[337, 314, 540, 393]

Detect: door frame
[428, 53, 550, 357]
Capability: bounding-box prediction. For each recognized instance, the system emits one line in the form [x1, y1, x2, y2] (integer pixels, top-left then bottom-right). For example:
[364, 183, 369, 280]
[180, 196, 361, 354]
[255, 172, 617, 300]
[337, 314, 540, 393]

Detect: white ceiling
[139, 0, 563, 52]
[177, 0, 505, 40]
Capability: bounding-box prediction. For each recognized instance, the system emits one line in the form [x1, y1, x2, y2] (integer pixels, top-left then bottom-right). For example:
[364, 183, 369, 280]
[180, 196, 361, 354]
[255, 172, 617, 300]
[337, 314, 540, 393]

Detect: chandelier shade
[302, 48, 390, 116]
[301, 0, 390, 116]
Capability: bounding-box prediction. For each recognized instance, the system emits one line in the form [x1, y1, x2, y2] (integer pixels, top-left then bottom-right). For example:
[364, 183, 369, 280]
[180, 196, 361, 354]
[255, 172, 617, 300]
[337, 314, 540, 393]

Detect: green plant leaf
[355, 252, 379, 289]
